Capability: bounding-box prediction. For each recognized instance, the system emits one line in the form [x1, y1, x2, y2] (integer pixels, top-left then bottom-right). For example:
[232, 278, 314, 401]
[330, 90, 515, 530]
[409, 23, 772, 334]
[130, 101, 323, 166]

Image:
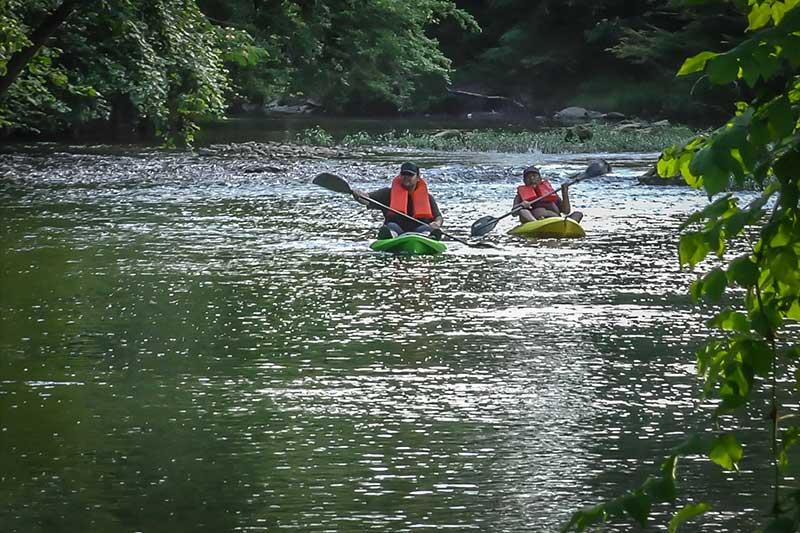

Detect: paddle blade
[313, 172, 352, 194]
[471, 215, 499, 237]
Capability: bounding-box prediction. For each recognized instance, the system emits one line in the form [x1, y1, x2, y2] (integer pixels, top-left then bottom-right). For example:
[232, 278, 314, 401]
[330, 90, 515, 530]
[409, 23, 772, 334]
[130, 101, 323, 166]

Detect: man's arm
[428, 195, 444, 229]
[352, 187, 390, 208]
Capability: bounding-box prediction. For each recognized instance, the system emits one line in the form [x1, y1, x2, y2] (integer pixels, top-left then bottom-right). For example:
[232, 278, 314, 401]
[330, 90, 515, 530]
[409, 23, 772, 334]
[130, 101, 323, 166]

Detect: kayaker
[514, 165, 583, 223]
[352, 162, 444, 239]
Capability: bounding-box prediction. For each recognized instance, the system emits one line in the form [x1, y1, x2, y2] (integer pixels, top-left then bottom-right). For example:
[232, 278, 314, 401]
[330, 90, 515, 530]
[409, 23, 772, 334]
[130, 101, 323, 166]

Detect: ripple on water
[0, 147, 769, 532]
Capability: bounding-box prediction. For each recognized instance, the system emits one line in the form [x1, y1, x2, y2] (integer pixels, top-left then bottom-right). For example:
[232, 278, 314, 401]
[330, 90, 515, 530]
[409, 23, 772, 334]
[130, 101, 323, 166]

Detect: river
[0, 142, 771, 532]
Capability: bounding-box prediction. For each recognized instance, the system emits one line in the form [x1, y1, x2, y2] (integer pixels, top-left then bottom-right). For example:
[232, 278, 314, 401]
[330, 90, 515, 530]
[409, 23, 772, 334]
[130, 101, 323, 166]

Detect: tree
[0, 0, 237, 145]
[563, 1, 800, 531]
[0, 0, 84, 98]
[441, 0, 747, 120]
[199, 0, 478, 113]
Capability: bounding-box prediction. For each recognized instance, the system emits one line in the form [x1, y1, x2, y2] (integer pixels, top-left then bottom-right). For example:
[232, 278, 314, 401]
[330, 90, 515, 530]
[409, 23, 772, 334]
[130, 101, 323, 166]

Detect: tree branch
[446, 88, 529, 111]
[0, 0, 85, 98]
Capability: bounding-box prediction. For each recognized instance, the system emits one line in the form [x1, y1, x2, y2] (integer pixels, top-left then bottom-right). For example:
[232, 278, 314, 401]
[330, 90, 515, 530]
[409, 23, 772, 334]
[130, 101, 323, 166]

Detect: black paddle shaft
[312, 172, 495, 249]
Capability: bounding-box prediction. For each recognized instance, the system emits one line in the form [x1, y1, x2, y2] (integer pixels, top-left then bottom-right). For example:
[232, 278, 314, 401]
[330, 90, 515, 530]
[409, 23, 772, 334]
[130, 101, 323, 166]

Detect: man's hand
[521, 200, 533, 209]
[352, 189, 369, 205]
[428, 220, 442, 231]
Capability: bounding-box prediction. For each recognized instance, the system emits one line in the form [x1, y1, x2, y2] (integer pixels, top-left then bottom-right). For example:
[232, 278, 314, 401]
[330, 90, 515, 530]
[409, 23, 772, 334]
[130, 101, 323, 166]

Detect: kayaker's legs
[379, 222, 441, 239]
[411, 223, 436, 237]
[518, 208, 536, 223]
[378, 222, 403, 239]
[532, 206, 560, 219]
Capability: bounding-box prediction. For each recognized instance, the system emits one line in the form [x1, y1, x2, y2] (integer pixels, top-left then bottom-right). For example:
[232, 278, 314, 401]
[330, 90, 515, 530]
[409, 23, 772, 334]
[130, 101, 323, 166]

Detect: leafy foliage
[0, 0, 476, 139]
[0, 0, 235, 145]
[564, 1, 800, 530]
[199, 0, 478, 113]
[442, 0, 746, 120]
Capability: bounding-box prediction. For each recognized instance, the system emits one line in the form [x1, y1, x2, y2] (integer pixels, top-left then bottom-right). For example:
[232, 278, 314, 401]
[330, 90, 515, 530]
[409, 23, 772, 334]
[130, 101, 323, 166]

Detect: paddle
[469, 159, 612, 238]
[313, 172, 495, 249]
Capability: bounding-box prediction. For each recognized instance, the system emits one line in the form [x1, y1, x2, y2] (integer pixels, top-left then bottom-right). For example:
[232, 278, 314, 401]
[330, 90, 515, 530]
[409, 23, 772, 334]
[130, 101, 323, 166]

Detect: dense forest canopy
[0, 0, 751, 142]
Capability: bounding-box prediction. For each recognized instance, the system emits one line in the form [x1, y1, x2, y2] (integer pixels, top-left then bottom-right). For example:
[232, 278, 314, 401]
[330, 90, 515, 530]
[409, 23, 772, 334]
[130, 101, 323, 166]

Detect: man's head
[399, 162, 420, 190]
[522, 165, 542, 186]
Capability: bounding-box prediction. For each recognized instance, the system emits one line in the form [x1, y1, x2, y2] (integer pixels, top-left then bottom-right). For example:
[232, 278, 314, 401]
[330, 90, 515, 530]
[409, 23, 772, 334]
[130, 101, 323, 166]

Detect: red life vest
[518, 180, 559, 204]
[389, 175, 433, 219]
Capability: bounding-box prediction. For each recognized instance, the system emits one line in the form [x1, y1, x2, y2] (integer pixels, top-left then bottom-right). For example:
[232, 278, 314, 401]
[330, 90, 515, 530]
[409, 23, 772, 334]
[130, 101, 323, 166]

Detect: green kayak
[369, 233, 447, 254]
[508, 217, 586, 238]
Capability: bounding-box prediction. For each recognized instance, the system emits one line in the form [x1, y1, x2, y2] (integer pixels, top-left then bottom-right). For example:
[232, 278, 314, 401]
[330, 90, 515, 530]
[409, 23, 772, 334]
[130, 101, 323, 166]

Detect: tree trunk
[0, 0, 84, 98]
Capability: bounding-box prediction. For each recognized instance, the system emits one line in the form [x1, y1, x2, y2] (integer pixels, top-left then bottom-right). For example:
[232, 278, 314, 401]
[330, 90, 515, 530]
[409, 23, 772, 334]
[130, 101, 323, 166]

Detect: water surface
[0, 145, 771, 531]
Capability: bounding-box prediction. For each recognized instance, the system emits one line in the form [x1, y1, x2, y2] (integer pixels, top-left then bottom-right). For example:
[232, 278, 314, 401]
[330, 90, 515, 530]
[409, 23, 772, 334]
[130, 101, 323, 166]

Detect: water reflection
[0, 146, 767, 531]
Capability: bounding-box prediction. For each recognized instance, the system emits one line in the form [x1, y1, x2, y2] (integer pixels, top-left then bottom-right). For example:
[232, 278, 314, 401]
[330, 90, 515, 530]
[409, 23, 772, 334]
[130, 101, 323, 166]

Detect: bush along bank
[294, 122, 699, 154]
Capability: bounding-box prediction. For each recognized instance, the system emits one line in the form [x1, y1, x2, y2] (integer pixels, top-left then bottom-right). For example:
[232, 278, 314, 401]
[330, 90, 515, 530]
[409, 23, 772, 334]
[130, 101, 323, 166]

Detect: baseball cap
[523, 165, 541, 177]
[400, 162, 419, 176]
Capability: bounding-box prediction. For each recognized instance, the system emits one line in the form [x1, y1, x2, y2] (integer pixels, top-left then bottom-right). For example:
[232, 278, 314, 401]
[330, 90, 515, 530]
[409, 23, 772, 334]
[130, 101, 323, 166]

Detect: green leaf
[671, 433, 710, 456]
[622, 491, 651, 526]
[750, 300, 783, 338]
[680, 232, 711, 267]
[678, 51, 718, 76]
[773, 149, 800, 183]
[702, 268, 728, 302]
[736, 337, 773, 377]
[699, 194, 736, 222]
[658, 149, 682, 178]
[767, 221, 793, 247]
[689, 147, 730, 196]
[714, 120, 748, 150]
[739, 53, 762, 87]
[718, 363, 753, 410]
[668, 502, 711, 533]
[766, 96, 795, 140]
[707, 53, 739, 85]
[709, 433, 743, 470]
[708, 310, 750, 332]
[779, 33, 800, 67]
[690, 278, 704, 302]
[698, 342, 729, 397]
[748, 3, 773, 29]
[788, 300, 800, 320]
[727, 255, 759, 287]
[778, 426, 800, 471]
[562, 504, 606, 532]
[644, 476, 676, 502]
[769, 248, 799, 286]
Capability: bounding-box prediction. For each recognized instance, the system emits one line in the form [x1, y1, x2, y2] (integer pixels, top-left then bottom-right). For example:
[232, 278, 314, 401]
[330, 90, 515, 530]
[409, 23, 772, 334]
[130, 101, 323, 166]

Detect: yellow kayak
[508, 217, 586, 238]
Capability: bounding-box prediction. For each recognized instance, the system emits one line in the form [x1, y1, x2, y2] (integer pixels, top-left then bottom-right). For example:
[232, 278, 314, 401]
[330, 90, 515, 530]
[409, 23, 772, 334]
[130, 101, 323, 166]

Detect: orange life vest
[389, 175, 433, 219]
[518, 180, 559, 204]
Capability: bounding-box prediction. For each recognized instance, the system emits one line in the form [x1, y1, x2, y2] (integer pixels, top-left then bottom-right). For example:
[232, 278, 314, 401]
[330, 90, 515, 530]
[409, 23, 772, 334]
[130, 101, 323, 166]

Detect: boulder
[602, 112, 626, 121]
[616, 122, 647, 132]
[553, 106, 591, 121]
[263, 97, 320, 114]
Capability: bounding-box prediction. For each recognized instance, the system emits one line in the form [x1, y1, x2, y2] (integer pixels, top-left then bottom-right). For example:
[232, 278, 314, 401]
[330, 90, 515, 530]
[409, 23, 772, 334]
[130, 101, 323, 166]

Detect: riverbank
[335, 123, 696, 154]
[217, 121, 700, 154]
[2, 114, 698, 155]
